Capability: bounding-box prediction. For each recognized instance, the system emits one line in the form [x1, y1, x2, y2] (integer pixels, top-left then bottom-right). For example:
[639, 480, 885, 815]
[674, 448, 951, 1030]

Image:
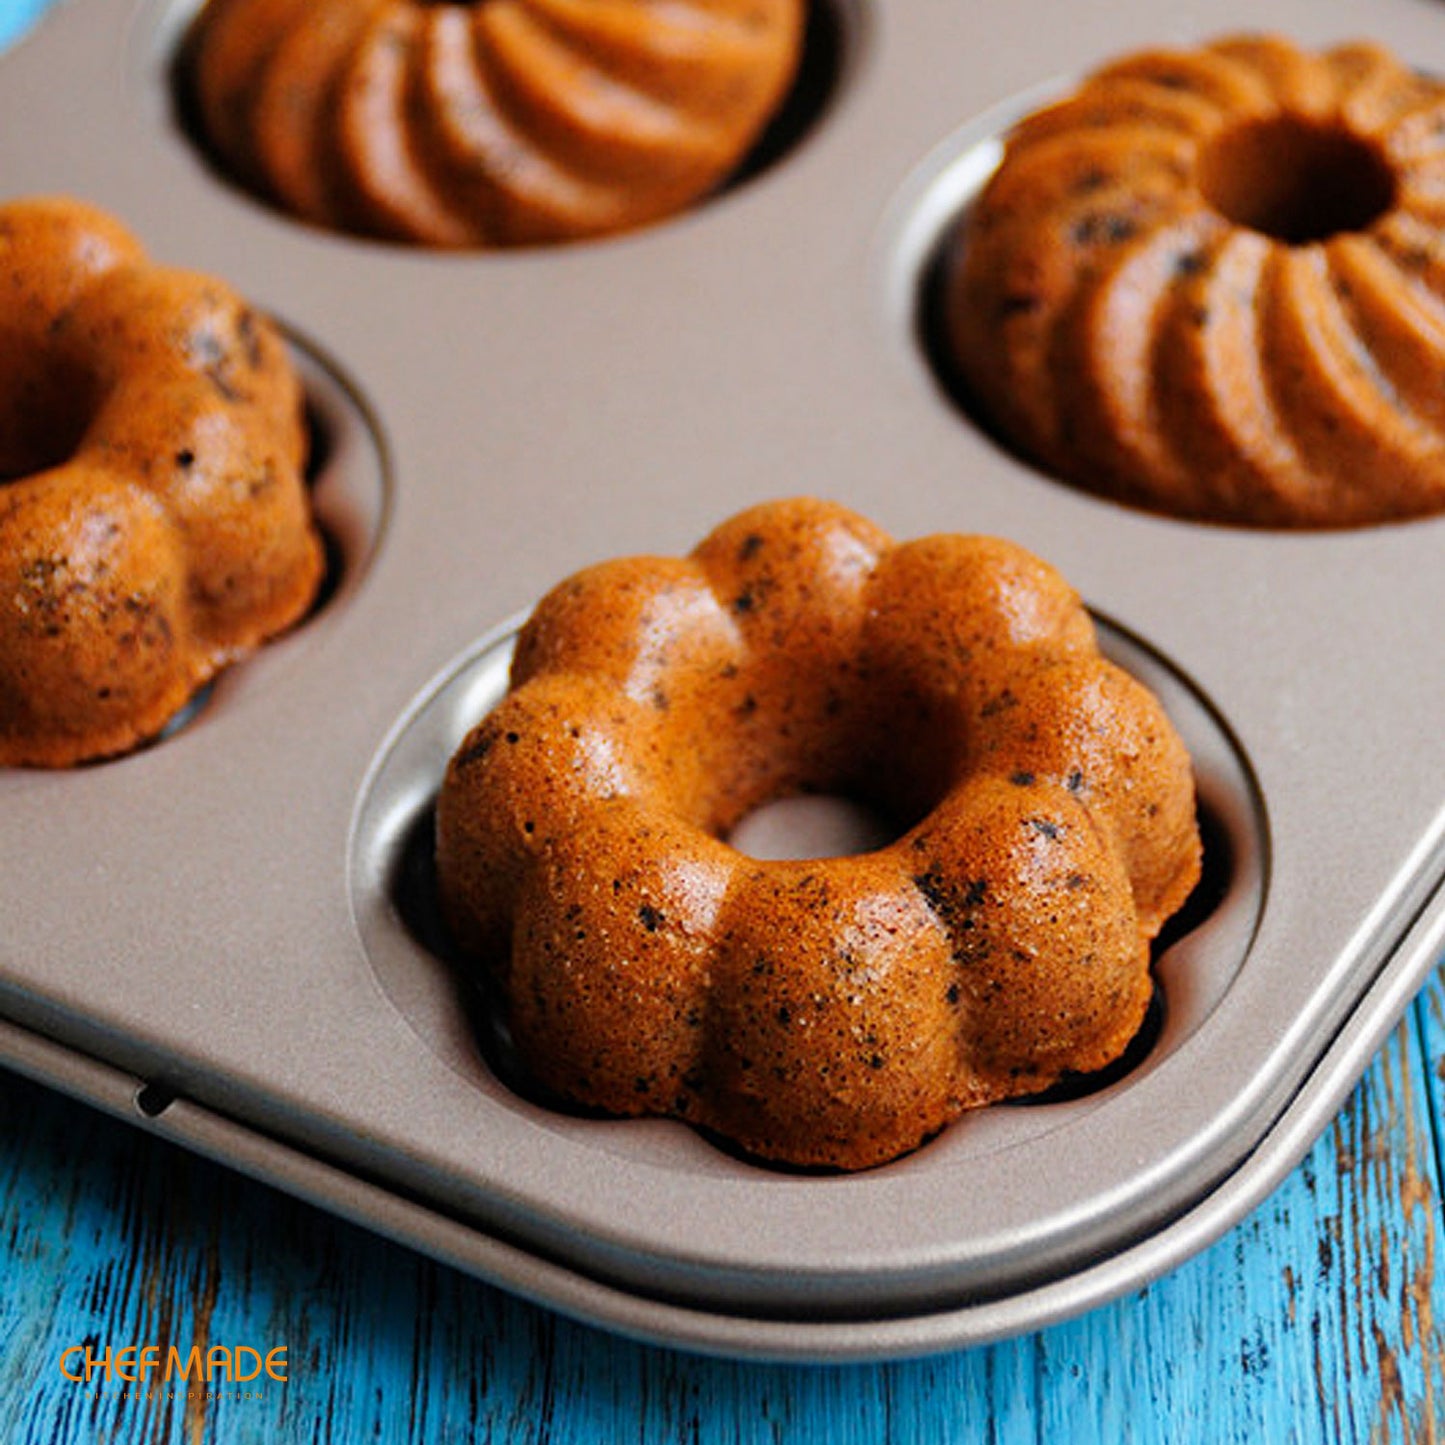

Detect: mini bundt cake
[943, 33, 1445, 528]
[0, 196, 323, 767]
[435, 498, 1202, 1170]
[181, 0, 806, 248]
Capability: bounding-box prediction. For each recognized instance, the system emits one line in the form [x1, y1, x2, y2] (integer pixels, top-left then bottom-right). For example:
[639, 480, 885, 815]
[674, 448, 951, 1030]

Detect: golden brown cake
[181, 0, 806, 248]
[943, 33, 1445, 528]
[0, 196, 323, 767]
[435, 498, 1202, 1170]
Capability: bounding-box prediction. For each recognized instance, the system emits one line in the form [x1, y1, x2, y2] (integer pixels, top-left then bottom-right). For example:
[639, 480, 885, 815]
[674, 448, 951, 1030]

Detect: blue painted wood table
[2, 2, 1444, 1440]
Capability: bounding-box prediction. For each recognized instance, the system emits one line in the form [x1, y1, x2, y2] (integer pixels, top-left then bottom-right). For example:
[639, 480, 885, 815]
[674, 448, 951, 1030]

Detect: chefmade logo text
[59, 1342, 287, 1385]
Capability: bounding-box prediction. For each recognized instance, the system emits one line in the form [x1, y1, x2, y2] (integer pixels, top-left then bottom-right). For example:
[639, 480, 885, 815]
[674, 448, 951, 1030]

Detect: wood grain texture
[3, 966, 1443, 1443]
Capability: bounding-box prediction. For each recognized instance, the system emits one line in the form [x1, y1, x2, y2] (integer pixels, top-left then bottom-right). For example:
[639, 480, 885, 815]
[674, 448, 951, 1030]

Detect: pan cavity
[163, 0, 860, 250]
[347, 612, 1265, 1169]
[883, 59, 1445, 529]
[150, 332, 389, 750]
[0, 325, 386, 762]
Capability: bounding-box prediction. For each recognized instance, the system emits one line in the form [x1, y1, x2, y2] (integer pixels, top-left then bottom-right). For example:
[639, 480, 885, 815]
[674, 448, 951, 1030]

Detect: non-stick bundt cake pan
[2, 0, 1443, 1360]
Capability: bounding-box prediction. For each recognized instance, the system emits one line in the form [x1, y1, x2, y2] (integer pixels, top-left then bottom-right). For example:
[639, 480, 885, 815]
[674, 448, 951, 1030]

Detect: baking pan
[2, 0, 1443, 1361]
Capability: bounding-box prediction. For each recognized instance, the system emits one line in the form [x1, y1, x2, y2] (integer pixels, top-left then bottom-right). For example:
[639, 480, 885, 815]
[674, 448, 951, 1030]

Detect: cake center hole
[0, 356, 93, 481]
[727, 793, 897, 861]
[1198, 115, 1396, 243]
